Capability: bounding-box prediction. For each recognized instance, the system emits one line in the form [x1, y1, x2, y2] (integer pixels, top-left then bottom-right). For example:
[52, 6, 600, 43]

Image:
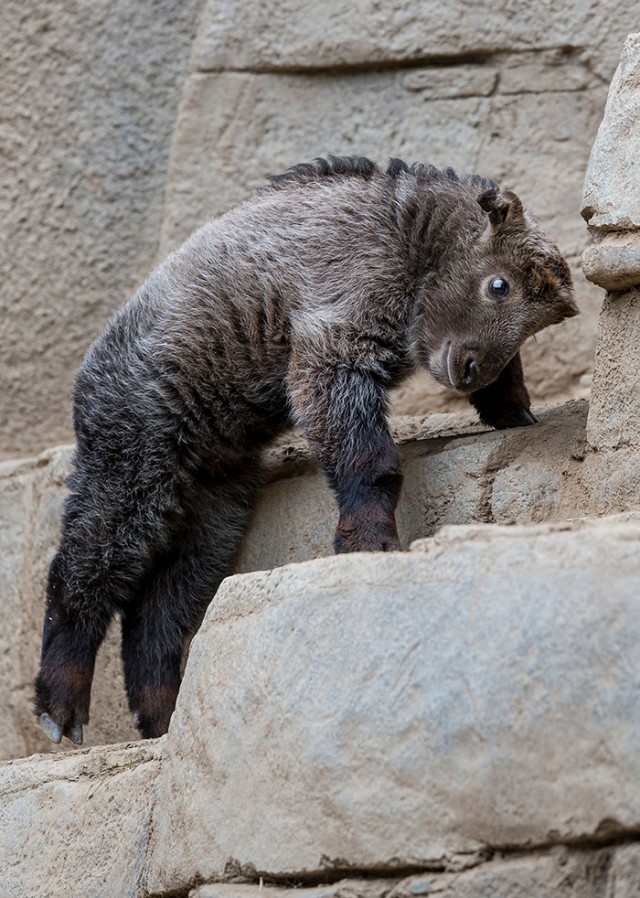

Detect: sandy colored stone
[0, 400, 611, 763]
[0, 740, 162, 898]
[0, 0, 200, 460]
[607, 844, 640, 898]
[238, 401, 589, 572]
[191, 0, 634, 73]
[586, 288, 640, 450]
[147, 515, 640, 893]
[190, 845, 639, 897]
[582, 33, 640, 231]
[582, 232, 640, 290]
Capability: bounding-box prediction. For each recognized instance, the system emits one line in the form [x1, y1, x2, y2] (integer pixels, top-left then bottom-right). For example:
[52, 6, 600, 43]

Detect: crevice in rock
[142, 830, 640, 897]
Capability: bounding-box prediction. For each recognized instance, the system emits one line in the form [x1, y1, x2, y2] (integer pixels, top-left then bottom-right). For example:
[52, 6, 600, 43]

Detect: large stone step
[2, 514, 639, 897]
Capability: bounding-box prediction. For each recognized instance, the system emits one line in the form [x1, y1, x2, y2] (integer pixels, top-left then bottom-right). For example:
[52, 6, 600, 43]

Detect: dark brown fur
[34, 156, 577, 742]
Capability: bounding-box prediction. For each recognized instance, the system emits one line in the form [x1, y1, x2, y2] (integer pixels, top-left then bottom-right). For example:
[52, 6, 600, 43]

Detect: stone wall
[1, 0, 202, 460]
[3, 517, 640, 897]
[2, 0, 640, 459]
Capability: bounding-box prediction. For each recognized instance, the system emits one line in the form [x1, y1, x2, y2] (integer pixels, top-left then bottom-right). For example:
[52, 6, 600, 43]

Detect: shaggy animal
[34, 156, 577, 744]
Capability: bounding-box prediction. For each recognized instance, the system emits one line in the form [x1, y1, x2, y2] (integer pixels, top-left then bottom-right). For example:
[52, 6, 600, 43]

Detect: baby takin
[35, 156, 577, 744]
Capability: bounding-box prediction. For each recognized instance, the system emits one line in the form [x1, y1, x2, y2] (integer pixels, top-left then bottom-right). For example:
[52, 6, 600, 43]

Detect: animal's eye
[489, 276, 509, 299]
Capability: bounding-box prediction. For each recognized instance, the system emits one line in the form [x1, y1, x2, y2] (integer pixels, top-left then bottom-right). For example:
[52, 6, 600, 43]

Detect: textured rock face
[0, 0, 200, 460]
[582, 33, 640, 233]
[190, 847, 640, 898]
[2, 516, 640, 896]
[586, 288, 640, 450]
[582, 33, 640, 292]
[0, 403, 591, 761]
[192, 0, 633, 73]
[147, 516, 640, 893]
[0, 741, 162, 898]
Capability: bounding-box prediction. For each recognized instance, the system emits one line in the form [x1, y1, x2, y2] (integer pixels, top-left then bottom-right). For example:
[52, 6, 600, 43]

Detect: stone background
[2, 0, 640, 459]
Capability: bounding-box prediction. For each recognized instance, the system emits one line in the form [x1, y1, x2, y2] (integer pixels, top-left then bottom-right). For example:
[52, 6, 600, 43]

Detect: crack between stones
[192, 43, 588, 78]
[143, 830, 640, 898]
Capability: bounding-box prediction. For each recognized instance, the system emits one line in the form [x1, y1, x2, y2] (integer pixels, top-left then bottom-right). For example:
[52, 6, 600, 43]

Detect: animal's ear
[477, 189, 526, 232]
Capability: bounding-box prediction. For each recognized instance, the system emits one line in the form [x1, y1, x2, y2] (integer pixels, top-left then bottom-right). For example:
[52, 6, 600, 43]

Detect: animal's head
[416, 187, 578, 393]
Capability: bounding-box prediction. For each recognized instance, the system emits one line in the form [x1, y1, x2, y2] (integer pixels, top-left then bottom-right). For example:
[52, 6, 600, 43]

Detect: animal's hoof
[39, 714, 83, 745]
[489, 408, 538, 429]
[65, 723, 84, 745]
[517, 409, 538, 426]
[40, 713, 63, 744]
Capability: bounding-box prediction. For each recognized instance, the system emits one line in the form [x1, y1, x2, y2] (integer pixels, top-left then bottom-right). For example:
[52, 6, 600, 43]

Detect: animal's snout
[462, 356, 479, 389]
[445, 342, 481, 391]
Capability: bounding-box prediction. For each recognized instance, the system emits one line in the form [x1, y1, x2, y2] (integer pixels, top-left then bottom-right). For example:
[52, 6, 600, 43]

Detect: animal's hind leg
[121, 462, 260, 738]
[34, 551, 115, 744]
[469, 352, 537, 430]
[34, 471, 176, 745]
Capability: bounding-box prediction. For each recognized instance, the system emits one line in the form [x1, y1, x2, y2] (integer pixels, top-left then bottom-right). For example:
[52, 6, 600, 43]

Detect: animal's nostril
[463, 357, 479, 386]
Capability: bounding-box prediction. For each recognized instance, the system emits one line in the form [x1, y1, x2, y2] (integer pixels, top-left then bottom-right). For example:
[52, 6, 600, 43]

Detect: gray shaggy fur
[34, 156, 578, 742]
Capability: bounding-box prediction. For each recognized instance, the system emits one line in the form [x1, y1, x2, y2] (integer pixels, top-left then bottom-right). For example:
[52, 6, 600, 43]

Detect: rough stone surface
[237, 401, 589, 572]
[0, 447, 138, 761]
[189, 845, 640, 897]
[0, 740, 162, 898]
[582, 33, 640, 231]
[586, 288, 640, 451]
[192, 0, 635, 73]
[0, 0, 201, 460]
[582, 233, 640, 290]
[147, 515, 640, 893]
[0, 402, 592, 760]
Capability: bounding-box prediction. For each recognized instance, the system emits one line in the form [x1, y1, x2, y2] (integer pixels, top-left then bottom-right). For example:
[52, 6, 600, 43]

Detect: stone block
[0, 741, 162, 898]
[586, 288, 640, 450]
[237, 401, 589, 571]
[191, 0, 633, 73]
[147, 515, 640, 894]
[582, 33, 640, 231]
[582, 233, 640, 290]
[0, 0, 200, 460]
[0, 402, 594, 761]
[191, 846, 639, 898]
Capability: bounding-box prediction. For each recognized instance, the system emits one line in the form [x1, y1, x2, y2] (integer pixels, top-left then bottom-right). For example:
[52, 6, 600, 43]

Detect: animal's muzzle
[445, 342, 481, 391]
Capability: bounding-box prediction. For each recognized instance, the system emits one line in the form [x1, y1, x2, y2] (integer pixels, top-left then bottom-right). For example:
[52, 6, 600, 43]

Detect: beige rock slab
[237, 400, 589, 572]
[0, 740, 163, 898]
[192, 0, 635, 73]
[190, 844, 640, 897]
[582, 33, 640, 231]
[582, 232, 640, 290]
[1, 402, 590, 761]
[0, 0, 200, 460]
[148, 515, 640, 894]
[586, 288, 640, 450]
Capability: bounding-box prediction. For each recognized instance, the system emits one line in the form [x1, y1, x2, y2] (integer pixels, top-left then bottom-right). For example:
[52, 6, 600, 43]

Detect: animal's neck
[414, 186, 481, 276]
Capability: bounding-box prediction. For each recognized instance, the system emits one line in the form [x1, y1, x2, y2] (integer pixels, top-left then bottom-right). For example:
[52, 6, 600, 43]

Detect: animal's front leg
[288, 350, 403, 554]
[469, 351, 537, 430]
